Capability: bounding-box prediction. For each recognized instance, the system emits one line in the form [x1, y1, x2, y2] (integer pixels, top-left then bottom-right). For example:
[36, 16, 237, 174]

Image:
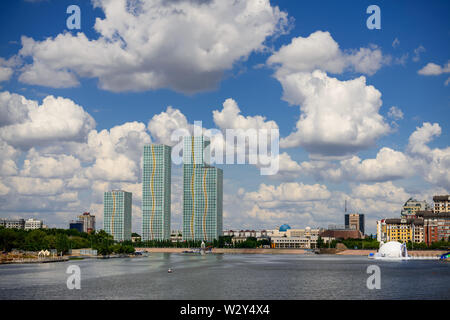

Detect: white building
[271, 227, 321, 249]
[170, 230, 182, 242]
[271, 236, 319, 249]
[77, 212, 96, 233]
[376, 219, 386, 243]
[223, 230, 269, 238]
[24, 218, 43, 230]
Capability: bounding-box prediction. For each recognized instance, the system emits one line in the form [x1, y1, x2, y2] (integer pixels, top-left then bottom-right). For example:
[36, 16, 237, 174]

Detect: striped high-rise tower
[182, 136, 223, 241]
[103, 190, 132, 242]
[142, 144, 171, 241]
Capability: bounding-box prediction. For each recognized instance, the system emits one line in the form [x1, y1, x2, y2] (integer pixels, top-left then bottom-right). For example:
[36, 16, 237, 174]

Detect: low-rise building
[24, 218, 43, 230]
[69, 248, 98, 256]
[401, 198, 431, 218]
[416, 210, 450, 245]
[271, 236, 319, 249]
[271, 227, 321, 249]
[319, 229, 364, 240]
[377, 218, 424, 243]
[383, 218, 424, 243]
[433, 195, 450, 213]
[131, 236, 142, 243]
[69, 220, 84, 233]
[223, 230, 269, 238]
[385, 218, 412, 243]
[286, 227, 320, 238]
[170, 230, 182, 242]
[376, 194, 450, 246]
[0, 218, 25, 229]
[223, 230, 270, 244]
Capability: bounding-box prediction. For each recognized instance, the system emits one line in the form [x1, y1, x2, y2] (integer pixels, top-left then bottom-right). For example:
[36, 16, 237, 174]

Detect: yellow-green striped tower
[142, 144, 171, 241]
[182, 136, 223, 241]
[103, 190, 132, 242]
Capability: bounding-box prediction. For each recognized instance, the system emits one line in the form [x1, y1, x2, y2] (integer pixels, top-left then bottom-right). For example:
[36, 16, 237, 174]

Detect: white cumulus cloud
[15, 0, 289, 93]
[278, 70, 390, 157]
[418, 61, 450, 76]
[0, 92, 95, 149]
[267, 31, 389, 77]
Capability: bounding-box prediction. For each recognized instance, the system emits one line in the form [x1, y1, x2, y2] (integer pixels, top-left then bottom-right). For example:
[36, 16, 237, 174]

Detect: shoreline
[136, 248, 310, 254]
[0, 257, 69, 264]
[135, 248, 448, 256]
[3, 249, 446, 264]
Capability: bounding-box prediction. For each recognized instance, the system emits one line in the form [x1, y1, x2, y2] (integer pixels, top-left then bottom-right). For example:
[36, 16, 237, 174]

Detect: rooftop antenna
[345, 199, 347, 213]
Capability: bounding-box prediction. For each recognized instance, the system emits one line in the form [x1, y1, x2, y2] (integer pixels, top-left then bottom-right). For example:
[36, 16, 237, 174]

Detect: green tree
[0, 228, 18, 251]
[317, 236, 324, 249]
[24, 230, 48, 251]
[55, 234, 70, 254]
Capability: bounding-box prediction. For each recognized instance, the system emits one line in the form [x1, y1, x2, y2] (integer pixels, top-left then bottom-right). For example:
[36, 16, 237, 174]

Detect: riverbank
[136, 248, 310, 254]
[336, 249, 447, 256]
[213, 248, 309, 254]
[0, 256, 68, 264]
[135, 247, 449, 256]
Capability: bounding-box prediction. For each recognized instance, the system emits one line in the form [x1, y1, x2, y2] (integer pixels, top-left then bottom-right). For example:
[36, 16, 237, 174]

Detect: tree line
[134, 236, 271, 249]
[0, 227, 134, 255]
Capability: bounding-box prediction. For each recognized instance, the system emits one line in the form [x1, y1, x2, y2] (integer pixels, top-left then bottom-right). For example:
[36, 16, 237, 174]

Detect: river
[0, 253, 448, 299]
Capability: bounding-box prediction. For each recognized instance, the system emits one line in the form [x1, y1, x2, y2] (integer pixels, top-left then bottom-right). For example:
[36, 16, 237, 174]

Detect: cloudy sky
[0, 0, 448, 234]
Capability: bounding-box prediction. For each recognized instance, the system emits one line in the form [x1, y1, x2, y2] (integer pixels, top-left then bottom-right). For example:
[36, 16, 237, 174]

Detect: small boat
[168, 268, 173, 273]
[440, 252, 450, 261]
[135, 251, 149, 257]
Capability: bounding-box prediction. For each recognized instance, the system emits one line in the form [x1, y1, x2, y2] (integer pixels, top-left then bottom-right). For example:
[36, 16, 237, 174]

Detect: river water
[0, 253, 448, 299]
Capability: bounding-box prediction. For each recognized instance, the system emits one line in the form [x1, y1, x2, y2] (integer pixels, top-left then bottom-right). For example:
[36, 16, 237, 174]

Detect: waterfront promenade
[136, 248, 309, 254]
[135, 247, 448, 256]
[0, 256, 69, 264]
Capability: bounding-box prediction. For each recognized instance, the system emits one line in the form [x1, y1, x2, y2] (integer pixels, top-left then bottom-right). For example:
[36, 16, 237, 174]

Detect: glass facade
[142, 144, 171, 241]
[103, 190, 132, 241]
[183, 136, 223, 241]
[183, 135, 210, 165]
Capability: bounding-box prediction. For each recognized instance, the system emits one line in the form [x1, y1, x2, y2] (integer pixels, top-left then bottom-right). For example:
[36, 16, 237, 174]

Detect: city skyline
[0, 1, 448, 235]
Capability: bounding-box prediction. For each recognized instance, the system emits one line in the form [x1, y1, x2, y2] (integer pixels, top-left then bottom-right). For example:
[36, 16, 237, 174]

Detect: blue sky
[0, 0, 448, 234]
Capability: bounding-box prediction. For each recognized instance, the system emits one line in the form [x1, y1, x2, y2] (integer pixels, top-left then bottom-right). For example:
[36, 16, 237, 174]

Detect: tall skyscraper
[104, 190, 132, 241]
[142, 144, 171, 241]
[183, 136, 223, 241]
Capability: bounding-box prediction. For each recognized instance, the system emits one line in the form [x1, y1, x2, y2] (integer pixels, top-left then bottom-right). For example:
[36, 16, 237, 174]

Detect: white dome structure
[373, 241, 409, 260]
